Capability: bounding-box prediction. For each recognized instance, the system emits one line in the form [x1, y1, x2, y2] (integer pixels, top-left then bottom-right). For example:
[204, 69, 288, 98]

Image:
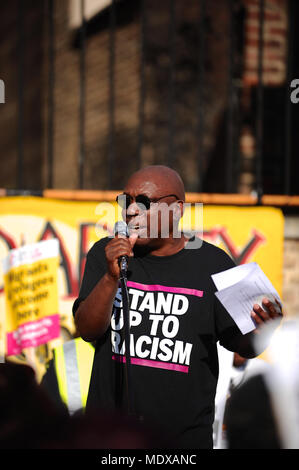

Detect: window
[69, 0, 112, 28]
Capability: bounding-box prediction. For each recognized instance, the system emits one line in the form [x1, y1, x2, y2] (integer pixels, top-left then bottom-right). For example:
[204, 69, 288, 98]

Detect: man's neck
[141, 235, 188, 257]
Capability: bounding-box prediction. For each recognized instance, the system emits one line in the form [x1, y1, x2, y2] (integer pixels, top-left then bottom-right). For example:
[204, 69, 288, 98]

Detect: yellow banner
[202, 206, 284, 298]
[0, 197, 284, 362]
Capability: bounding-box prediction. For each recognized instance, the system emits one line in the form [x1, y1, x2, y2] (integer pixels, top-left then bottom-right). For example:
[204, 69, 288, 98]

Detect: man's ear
[173, 200, 184, 220]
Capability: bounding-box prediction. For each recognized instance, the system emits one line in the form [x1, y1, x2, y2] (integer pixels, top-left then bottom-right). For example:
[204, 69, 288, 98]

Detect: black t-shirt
[73, 237, 241, 449]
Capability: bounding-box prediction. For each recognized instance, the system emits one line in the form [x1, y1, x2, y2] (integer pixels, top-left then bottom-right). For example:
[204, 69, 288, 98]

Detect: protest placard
[3, 239, 60, 356]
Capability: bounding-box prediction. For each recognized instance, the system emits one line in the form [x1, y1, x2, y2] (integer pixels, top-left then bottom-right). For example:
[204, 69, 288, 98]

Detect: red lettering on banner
[39, 222, 79, 298]
[78, 223, 93, 284]
[0, 228, 17, 251]
[0, 228, 17, 293]
[203, 227, 266, 264]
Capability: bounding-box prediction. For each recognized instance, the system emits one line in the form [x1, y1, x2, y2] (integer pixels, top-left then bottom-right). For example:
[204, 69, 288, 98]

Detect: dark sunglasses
[116, 193, 179, 210]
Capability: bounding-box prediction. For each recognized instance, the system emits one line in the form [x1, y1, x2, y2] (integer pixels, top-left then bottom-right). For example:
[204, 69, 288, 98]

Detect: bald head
[125, 165, 185, 202]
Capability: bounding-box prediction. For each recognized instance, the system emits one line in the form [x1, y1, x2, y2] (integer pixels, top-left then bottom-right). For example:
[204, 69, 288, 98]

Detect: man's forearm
[74, 273, 118, 342]
[234, 332, 257, 358]
[231, 329, 271, 359]
[228, 330, 261, 359]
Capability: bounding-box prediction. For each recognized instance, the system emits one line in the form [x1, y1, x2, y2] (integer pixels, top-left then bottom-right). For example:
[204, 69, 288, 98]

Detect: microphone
[114, 221, 133, 413]
[114, 221, 129, 276]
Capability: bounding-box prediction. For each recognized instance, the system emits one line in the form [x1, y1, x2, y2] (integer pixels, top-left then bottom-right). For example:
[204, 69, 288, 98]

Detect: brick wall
[41, 0, 233, 191]
[0, 1, 46, 190]
[243, 0, 288, 86]
[0, 0, 290, 193]
[238, 0, 288, 194]
[44, 0, 143, 190]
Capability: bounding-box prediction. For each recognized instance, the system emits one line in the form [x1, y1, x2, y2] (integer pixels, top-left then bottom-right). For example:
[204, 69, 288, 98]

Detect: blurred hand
[251, 297, 283, 331]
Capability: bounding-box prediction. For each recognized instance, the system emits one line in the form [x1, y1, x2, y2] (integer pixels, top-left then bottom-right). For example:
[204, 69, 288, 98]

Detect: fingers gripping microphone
[114, 221, 129, 276]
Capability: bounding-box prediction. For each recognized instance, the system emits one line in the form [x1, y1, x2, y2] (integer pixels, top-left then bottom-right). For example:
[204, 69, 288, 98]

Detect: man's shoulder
[190, 238, 229, 256]
[88, 236, 111, 257]
[188, 238, 235, 267]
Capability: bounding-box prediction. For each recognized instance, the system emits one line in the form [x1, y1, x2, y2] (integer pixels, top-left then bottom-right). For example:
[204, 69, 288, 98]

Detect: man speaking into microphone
[73, 165, 282, 449]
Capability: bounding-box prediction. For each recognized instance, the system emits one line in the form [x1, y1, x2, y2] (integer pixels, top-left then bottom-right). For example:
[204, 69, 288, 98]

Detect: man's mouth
[128, 224, 147, 237]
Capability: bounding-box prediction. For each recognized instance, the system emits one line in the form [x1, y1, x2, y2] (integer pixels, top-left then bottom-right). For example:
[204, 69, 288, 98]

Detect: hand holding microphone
[114, 221, 130, 276]
[104, 222, 138, 280]
[112, 222, 137, 415]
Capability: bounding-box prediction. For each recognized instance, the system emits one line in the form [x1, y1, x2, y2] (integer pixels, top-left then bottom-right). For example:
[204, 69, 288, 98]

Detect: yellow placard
[3, 239, 60, 356]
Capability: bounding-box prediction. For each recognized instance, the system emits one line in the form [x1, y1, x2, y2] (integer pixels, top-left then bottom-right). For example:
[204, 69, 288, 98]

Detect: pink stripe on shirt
[112, 354, 189, 373]
[126, 281, 203, 298]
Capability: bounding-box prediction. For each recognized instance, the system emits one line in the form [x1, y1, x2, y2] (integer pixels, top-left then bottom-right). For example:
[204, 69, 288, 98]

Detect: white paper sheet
[211, 262, 282, 335]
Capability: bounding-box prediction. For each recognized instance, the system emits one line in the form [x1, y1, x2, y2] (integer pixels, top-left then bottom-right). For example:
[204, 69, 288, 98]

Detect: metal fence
[5, 0, 299, 199]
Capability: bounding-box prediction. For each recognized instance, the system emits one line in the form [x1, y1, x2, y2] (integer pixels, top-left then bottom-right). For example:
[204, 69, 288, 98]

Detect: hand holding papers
[212, 262, 282, 335]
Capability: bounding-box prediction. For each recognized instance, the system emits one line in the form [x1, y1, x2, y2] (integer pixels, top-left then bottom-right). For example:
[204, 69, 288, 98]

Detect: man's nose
[126, 201, 140, 216]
